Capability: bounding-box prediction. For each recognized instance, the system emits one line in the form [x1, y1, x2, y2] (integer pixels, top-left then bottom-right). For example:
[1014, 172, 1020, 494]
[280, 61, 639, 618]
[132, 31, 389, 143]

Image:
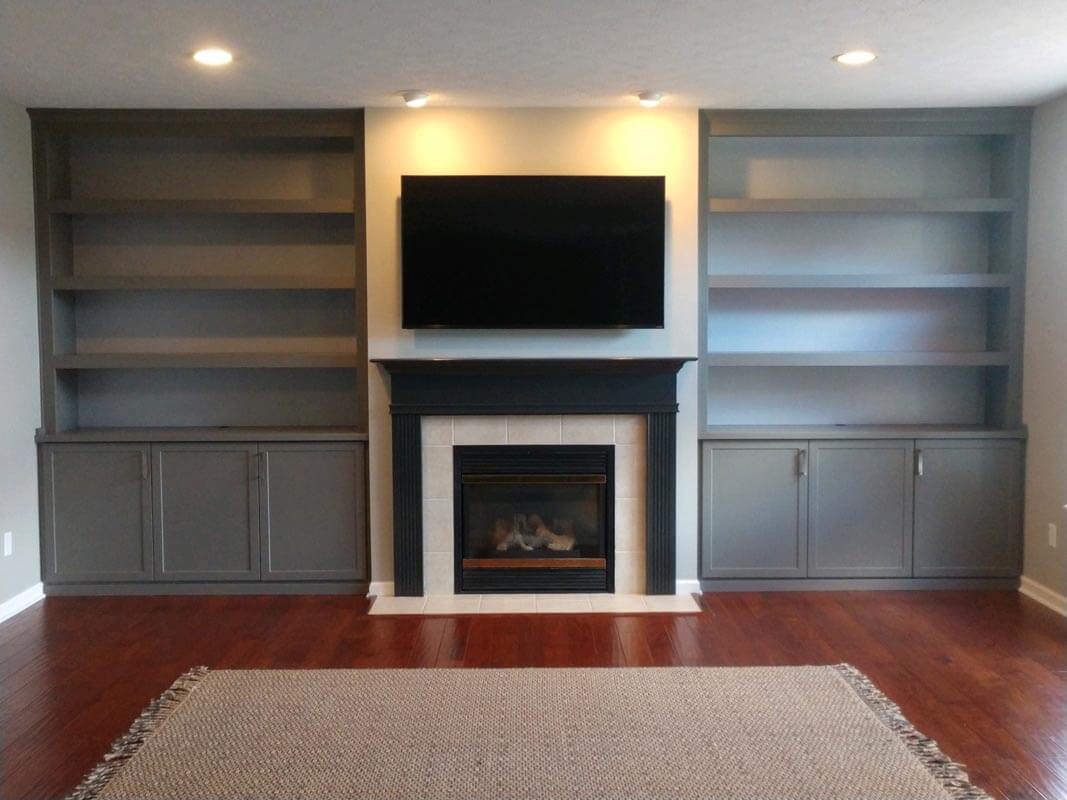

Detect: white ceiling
[1, 0, 1066, 109]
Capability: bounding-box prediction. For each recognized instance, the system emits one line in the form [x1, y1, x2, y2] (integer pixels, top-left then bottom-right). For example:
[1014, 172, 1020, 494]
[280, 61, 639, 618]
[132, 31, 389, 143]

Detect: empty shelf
[706, 274, 1013, 289]
[46, 198, 356, 215]
[708, 198, 1015, 214]
[703, 352, 1010, 367]
[51, 275, 357, 291]
[52, 352, 360, 369]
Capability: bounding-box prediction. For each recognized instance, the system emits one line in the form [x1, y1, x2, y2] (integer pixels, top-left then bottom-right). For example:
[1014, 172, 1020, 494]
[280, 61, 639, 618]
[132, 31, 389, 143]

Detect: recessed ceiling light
[400, 90, 429, 108]
[192, 48, 233, 67]
[637, 91, 663, 108]
[833, 50, 877, 66]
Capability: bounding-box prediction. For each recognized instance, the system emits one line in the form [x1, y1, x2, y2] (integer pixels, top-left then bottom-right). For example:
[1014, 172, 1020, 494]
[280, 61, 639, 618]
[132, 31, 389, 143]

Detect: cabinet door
[40, 444, 153, 583]
[914, 440, 1023, 577]
[259, 443, 367, 581]
[701, 441, 808, 578]
[153, 444, 260, 581]
[808, 440, 914, 578]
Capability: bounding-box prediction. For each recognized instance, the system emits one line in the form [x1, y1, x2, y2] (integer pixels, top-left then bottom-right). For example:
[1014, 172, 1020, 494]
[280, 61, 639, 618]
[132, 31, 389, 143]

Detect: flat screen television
[401, 175, 665, 329]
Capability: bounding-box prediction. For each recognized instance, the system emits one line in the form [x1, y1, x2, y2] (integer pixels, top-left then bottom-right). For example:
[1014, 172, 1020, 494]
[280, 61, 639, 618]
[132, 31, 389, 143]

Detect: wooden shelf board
[708, 197, 1016, 214]
[706, 273, 1013, 289]
[51, 275, 357, 291]
[52, 351, 360, 369]
[46, 198, 356, 215]
[36, 426, 368, 443]
[703, 351, 1011, 367]
[699, 424, 1028, 441]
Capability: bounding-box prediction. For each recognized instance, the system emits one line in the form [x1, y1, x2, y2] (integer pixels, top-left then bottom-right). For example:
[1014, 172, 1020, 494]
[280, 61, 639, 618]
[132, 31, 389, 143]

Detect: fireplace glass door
[461, 476, 607, 565]
[453, 445, 614, 593]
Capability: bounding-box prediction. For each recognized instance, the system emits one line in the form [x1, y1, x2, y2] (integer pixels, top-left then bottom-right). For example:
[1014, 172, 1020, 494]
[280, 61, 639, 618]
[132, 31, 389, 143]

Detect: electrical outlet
[1049, 523, 1059, 549]
[2, 531, 11, 558]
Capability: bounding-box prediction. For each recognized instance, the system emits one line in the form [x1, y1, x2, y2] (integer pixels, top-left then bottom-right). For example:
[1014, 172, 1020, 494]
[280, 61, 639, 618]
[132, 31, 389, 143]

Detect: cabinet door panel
[914, 440, 1023, 577]
[260, 443, 367, 581]
[808, 440, 913, 578]
[701, 441, 808, 578]
[153, 444, 260, 581]
[40, 444, 153, 583]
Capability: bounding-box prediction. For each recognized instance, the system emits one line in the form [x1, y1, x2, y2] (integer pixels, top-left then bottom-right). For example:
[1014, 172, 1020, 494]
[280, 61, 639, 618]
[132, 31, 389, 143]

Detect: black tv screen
[401, 176, 665, 329]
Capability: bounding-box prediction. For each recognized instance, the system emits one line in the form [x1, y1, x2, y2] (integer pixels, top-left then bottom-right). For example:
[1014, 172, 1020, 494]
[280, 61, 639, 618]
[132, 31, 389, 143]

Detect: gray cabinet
[152, 444, 261, 581]
[701, 441, 808, 578]
[40, 444, 153, 583]
[260, 443, 367, 581]
[808, 440, 914, 578]
[914, 440, 1023, 577]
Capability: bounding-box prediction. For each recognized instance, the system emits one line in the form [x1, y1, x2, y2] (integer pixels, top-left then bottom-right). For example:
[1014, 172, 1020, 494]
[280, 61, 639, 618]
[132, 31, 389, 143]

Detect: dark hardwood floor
[1, 591, 1064, 799]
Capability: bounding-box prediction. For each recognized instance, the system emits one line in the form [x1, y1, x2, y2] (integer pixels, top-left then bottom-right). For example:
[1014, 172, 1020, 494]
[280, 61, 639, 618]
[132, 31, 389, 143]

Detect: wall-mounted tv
[401, 175, 665, 329]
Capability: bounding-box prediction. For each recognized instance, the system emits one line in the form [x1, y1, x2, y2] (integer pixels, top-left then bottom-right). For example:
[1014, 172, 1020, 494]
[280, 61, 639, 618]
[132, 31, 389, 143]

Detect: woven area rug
[70, 666, 991, 800]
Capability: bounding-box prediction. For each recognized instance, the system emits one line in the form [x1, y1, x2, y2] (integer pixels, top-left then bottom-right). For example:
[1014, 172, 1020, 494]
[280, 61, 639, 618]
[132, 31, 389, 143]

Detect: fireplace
[454, 446, 613, 593]
[374, 358, 690, 596]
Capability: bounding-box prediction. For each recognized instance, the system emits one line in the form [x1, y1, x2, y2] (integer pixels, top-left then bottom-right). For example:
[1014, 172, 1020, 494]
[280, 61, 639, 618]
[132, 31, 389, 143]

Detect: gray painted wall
[0, 95, 41, 605]
[1023, 91, 1067, 598]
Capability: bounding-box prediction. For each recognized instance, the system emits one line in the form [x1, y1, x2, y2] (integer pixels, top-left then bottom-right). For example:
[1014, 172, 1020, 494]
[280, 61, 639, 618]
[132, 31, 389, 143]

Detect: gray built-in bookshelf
[698, 109, 1030, 589]
[30, 110, 369, 593]
[699, 108, 1031, 437]
[30, 109, 368, 440]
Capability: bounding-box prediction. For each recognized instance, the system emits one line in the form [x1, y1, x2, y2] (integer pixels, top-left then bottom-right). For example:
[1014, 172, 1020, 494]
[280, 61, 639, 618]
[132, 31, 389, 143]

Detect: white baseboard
[1020, 576, 1067, 618]
[676, 579, 702, 595]
[0, 582, 44, 625]
[368, 581, 394, 597]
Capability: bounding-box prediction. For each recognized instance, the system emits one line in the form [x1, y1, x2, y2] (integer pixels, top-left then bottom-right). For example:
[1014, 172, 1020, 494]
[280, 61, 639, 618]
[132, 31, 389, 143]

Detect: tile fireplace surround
[374, 358, 692, 598]
[421, 414, 645, 595]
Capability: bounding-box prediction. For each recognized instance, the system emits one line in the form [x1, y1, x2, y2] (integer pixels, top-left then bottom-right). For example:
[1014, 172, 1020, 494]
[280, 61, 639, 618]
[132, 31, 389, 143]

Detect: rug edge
[65, 666, 210, 800]
[832, 664, 994, 800]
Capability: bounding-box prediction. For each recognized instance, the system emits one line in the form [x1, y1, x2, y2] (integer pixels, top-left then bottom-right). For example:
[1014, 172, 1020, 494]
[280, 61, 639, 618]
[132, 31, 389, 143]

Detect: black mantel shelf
[374, 357, 695, 416]
[375, 357, 694, 597]
[373, 357, 695, 372]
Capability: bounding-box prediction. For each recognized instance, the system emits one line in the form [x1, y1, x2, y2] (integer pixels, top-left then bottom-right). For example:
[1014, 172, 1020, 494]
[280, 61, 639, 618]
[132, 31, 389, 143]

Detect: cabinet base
[700, 577, 1020, 592]
[44, 581, 369, 596]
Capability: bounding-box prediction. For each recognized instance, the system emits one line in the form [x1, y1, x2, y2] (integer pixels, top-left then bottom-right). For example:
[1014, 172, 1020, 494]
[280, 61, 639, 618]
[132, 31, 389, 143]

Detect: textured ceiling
[1, 0, 1065, 109]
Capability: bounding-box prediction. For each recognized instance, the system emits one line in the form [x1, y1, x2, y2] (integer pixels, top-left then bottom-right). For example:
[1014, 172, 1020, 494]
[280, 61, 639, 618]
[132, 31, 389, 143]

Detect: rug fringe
[65, 666, 209, 800]
[832, 664, 993, 800]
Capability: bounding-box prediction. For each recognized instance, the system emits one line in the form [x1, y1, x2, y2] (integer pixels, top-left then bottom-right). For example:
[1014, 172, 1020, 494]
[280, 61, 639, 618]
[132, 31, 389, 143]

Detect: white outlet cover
[2, 531, 11, 557]
[1049, 523, 1058, 549]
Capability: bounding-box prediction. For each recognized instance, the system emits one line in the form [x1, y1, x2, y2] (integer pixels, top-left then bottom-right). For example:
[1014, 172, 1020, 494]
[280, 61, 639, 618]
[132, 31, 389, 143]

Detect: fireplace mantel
[374, 358, 694, 596]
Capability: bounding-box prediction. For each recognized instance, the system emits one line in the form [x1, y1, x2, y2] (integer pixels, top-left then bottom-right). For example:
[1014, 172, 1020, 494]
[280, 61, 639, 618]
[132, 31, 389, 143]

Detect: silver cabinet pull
[798, 449, 808, 477]
[915, 449, 924, 477]
[251, 452, 260, 481]
[140, 452, 149, 481]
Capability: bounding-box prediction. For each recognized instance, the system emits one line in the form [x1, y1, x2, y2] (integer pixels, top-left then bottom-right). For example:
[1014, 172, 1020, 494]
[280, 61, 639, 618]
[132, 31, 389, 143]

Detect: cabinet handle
[140, 452, 149, 481]
[259, 452, 267, 481]
[798, 449, 808, 477]
[915, 449, 924, 477]
[251, 452, 260, 481]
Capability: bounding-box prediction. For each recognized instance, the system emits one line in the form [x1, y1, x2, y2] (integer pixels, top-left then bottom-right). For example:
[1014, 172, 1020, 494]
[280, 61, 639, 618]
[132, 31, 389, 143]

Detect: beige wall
[1023, 92, 1067, 597]
[364, 107, 700, 587]
[0, 95, 41, 605]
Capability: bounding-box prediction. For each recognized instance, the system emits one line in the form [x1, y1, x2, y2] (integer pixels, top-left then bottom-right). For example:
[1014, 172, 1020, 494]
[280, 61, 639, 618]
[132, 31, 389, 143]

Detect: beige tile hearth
[479, 594, 537, 613]
[590, 593, 649, 613]
[369, 593, 701, 615]
[424, 595, 482, 614]
[536, 594, 593, 613]
[367, 596, 428, 615]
